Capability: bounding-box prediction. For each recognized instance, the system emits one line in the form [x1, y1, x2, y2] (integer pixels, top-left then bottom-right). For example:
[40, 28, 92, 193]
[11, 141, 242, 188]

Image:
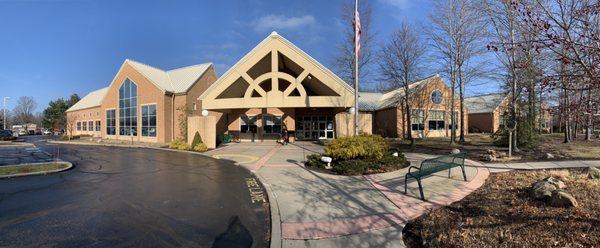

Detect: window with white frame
[411, 109, 424, 131]
[240, 115, 258, 133]
[141, 104, 157, 137]
[88, 121, 93, 131]
[263, 115, 282, 134]
[119, 79, 137, 136]
[82, 121, 87, 131]
[428, 110, 445, 130]
[77, 122, 81, 131]
[95, 121, 101, 132]
[106, 109, 116, 135]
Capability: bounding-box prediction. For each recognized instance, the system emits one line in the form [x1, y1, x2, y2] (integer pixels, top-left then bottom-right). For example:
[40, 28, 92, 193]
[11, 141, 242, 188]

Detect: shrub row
[306, 134, 408, 176]
[169, 135, 208, 152]
[324, 134, 389, 160]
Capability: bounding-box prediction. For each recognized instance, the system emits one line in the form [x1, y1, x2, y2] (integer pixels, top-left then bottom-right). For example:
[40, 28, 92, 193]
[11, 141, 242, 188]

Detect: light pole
[3, 97, 9, 130]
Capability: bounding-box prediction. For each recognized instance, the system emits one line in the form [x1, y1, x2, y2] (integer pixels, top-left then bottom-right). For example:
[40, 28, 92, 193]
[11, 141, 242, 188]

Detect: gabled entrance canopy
[198, 32, 355, 110]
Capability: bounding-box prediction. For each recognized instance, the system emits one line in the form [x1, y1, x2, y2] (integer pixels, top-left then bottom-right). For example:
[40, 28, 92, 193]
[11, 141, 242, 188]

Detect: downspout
[172, 93, 175, 142]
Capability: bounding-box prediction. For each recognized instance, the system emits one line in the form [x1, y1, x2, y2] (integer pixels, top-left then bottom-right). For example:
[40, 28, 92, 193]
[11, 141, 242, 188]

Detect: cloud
[379, 0, 411, 9]
[253, 14, 317, 32]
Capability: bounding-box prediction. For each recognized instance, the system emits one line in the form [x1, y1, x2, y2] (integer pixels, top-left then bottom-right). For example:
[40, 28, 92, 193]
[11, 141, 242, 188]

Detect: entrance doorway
[295, 115, 334, 140]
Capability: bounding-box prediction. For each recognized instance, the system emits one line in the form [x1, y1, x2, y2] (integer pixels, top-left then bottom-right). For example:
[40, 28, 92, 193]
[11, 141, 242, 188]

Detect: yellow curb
[212, 154, 259, 164]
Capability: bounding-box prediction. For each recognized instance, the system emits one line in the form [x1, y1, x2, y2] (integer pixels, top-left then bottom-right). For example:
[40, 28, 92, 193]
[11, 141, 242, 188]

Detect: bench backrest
[419, 153, 466, 175]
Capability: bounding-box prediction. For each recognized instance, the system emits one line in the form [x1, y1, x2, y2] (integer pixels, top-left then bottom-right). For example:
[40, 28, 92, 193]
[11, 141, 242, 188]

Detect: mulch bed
[403, 169, 600, 247]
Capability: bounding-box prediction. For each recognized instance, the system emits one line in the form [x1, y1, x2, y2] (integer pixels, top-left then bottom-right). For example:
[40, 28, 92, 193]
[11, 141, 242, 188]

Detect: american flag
[354, 9, 361, 58]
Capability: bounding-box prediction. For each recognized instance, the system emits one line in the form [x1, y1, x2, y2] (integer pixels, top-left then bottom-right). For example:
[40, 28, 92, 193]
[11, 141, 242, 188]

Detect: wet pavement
[0, 145, 54, 165]
[0, 136, 270, 247]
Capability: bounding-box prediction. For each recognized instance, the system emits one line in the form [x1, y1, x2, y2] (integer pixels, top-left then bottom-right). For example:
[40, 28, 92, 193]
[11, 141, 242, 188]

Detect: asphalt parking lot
[0, 136, 270, 247]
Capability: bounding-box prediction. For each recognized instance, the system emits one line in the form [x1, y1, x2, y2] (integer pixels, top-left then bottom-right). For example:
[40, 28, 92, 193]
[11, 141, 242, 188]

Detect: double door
[296, 116, 334, 140]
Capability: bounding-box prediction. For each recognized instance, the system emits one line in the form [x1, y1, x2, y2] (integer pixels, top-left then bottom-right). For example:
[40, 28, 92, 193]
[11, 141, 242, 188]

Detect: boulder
[544, 153, 555, 159]
[483, 154, 497, 162]
[531, 181, 557, 200]
[550, 190, 578, 207]
[451, 148, 460, 154]
[589, 166, 600, 179]
[543, 176, 566, 189]
[487, 149, 498, 157]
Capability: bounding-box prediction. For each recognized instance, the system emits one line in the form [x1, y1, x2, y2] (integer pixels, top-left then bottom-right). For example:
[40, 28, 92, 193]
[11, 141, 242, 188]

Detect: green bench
[404, 153, 468, 200]
[222, 133, 233, 144]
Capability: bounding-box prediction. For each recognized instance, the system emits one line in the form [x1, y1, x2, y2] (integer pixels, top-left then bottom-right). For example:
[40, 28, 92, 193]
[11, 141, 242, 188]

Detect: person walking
[281, 127, 289, 145]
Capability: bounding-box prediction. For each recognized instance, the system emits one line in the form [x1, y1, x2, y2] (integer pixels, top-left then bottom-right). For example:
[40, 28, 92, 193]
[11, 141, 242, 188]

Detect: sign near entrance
[245, 177, 267, 203]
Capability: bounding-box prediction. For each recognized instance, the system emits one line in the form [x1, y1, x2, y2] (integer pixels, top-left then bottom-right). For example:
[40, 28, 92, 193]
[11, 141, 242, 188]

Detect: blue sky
[0, 0, 499, 112]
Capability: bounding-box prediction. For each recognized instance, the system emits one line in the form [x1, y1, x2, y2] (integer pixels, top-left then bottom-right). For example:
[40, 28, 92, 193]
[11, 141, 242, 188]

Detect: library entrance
[295, 115, 335, 140]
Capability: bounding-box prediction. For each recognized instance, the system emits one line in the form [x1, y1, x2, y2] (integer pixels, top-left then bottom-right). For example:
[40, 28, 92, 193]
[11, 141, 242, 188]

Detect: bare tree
[65, 113, 78, 140]
[378, 22, 428, 146]
[334, 0, 376, 87]
[12, 96, 37, 129]
[429, 0, 489, 143]
[483, 0, 526, 152]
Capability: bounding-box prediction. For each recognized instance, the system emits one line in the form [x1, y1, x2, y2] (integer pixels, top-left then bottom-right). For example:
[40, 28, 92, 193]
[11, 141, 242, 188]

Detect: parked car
[0, 130, 16, 141]
[18, 130, 28, 136]
[0, 130, 12, 138]
[43, 129, 52, 135]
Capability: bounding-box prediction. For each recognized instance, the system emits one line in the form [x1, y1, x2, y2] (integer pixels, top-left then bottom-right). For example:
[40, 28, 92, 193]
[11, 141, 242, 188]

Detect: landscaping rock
[543, 176, 566, 189]
[451, 148, 460, 154]
[483, 154, 497, 162]
[487, 149, 498, 157]
[544, 153, 555, 159]
[550, 190, 578, 207]
[531, 181, 556, 200]
[588, 166, 600, 179]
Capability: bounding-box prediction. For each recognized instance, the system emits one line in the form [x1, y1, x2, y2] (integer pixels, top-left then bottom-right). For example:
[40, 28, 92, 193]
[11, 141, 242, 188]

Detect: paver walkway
[208, 142, 490, 248]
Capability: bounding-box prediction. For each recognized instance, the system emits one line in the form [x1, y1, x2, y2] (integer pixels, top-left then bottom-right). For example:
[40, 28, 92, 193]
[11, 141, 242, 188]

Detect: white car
[43, 130, 52, 135]
[18, 130, 27, 136]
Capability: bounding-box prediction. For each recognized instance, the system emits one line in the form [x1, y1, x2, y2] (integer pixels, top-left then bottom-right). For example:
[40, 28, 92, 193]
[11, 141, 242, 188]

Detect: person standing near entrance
[281, 126, 289, 145]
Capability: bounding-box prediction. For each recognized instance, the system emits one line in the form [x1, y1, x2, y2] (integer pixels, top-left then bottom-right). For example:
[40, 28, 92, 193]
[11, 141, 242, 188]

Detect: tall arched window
[119, 79, 137, 136]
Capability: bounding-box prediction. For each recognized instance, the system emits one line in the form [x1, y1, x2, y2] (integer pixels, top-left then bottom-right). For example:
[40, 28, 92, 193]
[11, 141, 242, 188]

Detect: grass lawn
[0, 162, 71, 176]
[391, 133, 600, 162]
[403, 169, 600, 247]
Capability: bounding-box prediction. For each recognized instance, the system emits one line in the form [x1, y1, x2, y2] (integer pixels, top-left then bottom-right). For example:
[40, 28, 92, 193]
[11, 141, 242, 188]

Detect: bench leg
[417, 178, 425, 200]
[448, 167, 452, 178]
[461, 165, 467, 181]
[404, 174, 408, 194]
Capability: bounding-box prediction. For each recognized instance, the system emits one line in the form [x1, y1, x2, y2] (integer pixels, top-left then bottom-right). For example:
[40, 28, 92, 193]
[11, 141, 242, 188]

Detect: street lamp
[3, 97, 9, 130]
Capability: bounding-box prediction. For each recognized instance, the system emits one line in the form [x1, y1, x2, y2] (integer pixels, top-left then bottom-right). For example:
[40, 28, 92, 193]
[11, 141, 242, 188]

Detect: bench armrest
[408, 165, 421, 174]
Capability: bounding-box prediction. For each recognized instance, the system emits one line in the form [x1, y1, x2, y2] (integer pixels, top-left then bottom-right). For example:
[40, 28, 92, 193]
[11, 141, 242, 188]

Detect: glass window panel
[149, 105, 156, 115]
[273, 125, 281, 134]
[327, 131, 334, 138]
[142, 105, 148, 116]
[124, 82, 130, 97]
[130, 83, 137, 98]
[148, 127, 156, 137]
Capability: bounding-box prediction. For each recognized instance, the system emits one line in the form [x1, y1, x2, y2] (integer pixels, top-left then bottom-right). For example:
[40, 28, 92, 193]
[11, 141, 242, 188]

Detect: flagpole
[354, 0, 359, 136]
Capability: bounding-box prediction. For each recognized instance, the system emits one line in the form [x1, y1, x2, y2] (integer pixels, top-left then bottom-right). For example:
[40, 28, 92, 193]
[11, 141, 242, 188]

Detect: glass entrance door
[296, 115, 334, 140]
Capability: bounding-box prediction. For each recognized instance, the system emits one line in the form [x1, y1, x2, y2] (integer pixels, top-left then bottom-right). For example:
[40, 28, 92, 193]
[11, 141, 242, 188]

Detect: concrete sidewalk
[209, 142, 490, 248]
